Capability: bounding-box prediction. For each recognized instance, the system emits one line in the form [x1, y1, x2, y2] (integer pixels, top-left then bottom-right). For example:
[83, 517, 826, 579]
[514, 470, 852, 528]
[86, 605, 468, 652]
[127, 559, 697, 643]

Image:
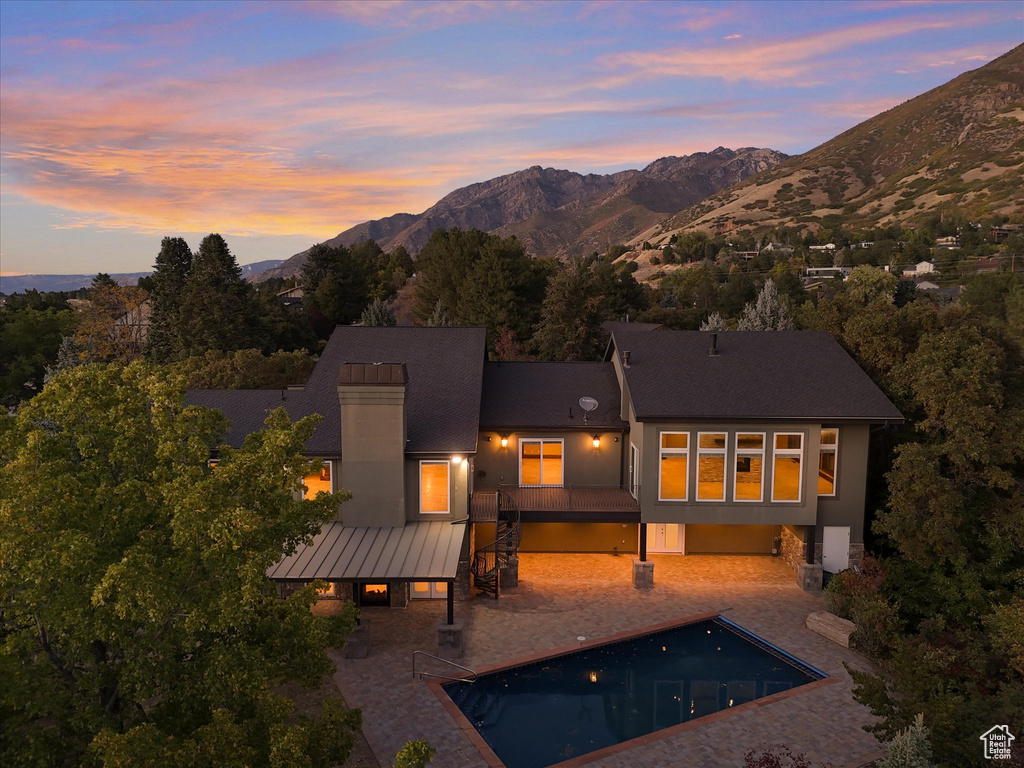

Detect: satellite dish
[579, 396, 598, 425]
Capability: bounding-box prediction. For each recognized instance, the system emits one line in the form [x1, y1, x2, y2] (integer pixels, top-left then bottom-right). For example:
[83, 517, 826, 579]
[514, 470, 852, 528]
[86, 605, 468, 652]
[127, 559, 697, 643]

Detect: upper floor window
[520, 439, 563, 486]
[659, 432, 689, 501]
[420, 460, 449, 513]
[772, 433, 803, 503]
[818, 429, 838, 496]
[697, 432, 726, 501]
[734, 433, 765, 502]
[303, 461, 333, 500]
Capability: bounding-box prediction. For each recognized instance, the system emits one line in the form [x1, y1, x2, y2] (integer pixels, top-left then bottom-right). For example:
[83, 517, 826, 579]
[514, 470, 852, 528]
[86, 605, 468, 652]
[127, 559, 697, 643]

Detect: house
[991, 224, 1021, 243]
[113, 297, 151, 348]
[902, 260, 936, 278]
[276, 285, 304, 312]
[760, 242, 794, 255]
[804, 266, 852, 280]
[934, 235, 960, 249]
[186, 325, 902, 630]
[807, 244, 836, 252]
[973, 257, 1002, 274]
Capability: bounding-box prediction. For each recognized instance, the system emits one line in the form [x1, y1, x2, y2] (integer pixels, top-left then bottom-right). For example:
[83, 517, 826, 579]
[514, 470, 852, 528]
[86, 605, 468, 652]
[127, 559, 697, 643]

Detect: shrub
[649, 256, 661, 265]
[878, 714, 934, 768]
[823, 556, 899, 656]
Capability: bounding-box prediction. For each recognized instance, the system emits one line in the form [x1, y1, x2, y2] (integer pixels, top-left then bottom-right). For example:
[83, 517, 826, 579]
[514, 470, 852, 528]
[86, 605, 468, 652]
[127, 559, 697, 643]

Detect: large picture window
[696, 432, 726, 501]
[658, 432, 689, 501]
[772, 433, 803, 502]
[303, 461, 333, 499]
[818, 428, 838, 496]
[420, 460, 449, 513]
[520, 439, 563, 486]
[733, 433, 765, 502]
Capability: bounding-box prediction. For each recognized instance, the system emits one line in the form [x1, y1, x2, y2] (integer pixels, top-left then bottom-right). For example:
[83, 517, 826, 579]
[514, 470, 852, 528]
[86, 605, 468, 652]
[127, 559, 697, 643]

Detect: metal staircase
[471, 487, 521, 599]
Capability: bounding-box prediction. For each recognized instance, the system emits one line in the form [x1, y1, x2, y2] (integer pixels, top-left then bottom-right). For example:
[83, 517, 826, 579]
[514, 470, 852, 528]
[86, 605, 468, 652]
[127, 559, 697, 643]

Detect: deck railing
[498, 483, 640, 512]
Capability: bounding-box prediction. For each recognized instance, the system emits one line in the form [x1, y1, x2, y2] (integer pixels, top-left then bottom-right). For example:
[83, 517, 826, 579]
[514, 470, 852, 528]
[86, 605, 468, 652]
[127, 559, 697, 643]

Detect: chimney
[709, 333, 719, 356]
[622, 350, 631, 368]
[337, 362, 407, 527]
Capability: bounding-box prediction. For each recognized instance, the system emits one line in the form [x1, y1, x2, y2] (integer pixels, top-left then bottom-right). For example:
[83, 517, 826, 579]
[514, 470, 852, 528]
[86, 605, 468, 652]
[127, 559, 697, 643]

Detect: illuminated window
[316, 581, 337, 598]
[734, 433, 765, 502]
[818, 429, 839, 496]
[772, 433, 803, 502]
[303, 461, 332, 499]
[658, 432, 689, 501]
[519, 440, 563, 486]
[697, 432, 726, 501]
[420, 461, 449, 513]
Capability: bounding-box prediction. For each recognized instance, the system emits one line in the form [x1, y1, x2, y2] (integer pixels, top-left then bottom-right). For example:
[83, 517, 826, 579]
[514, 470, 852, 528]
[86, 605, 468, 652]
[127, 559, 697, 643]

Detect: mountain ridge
[256, 146, 787, 281]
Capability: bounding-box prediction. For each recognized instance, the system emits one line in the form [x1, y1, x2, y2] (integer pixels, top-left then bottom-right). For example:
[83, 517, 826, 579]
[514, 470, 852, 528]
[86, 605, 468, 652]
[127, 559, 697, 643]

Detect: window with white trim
[519, 439, 563, 486]
[303, 461, 333, 499]
[658, 432, 689, 501]
[696, 432, 727, 501]
[772, 433, 803, 502]
[818, 428, 839, 496]
[419, 460, 449, 513]
[733, 433, 765, 502]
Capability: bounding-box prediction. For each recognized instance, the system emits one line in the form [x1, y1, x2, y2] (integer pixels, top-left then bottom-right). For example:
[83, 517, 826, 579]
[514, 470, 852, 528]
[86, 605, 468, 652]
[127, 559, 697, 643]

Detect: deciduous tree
[0, 363, 358, 767]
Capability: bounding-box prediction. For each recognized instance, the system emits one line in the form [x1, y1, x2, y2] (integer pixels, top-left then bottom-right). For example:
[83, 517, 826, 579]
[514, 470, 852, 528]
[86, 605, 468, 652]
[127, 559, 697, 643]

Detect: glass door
[646, 523, 684, 553]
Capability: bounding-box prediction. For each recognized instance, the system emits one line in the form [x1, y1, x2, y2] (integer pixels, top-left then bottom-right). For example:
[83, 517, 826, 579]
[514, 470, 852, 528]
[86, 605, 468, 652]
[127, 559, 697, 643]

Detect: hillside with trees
[641, 45, 1024, 245]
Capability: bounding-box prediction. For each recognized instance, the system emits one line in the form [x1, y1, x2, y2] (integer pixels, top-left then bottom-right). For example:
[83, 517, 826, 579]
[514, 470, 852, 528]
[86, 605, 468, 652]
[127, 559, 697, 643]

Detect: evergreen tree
[699, 312, 725, 331]
[176, 234, 260, 357]
[458, 239, 529, 341]
[534, 258, 604, 361]
[144, 237, 193, 361]
[426, 299, 453, 327]
[360, 297, 396, 326]
[737, 278, 794, 330]
[300, 243, 373, 328]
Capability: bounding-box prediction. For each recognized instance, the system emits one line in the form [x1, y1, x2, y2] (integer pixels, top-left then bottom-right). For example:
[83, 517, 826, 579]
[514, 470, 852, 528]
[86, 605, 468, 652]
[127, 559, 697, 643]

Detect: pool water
[444, 616, 824, 768]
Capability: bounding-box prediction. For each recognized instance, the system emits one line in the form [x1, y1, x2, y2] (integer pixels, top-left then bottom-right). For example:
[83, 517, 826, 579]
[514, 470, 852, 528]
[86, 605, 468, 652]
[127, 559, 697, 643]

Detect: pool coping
[426, 610, 839, 768]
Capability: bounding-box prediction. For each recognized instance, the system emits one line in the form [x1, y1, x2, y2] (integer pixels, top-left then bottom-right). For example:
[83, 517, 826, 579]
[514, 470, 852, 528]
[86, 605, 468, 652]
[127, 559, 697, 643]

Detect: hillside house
[902, 260, 936, 278]
[934, 236, 960, 249]
[186, 325, 901, 621]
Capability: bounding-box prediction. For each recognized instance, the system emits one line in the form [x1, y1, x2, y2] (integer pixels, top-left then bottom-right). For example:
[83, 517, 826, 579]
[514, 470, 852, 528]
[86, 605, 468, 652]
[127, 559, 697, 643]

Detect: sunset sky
[1, 0, 1020, 275]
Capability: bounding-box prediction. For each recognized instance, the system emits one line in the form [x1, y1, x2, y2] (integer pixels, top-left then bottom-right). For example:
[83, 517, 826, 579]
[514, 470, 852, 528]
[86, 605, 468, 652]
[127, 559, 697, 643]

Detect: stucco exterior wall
[815, 423, 870, 545]
[474, 430, 625, 489]
[478, 522, 637, 553]
[637, 421, 821, 527]
[404, 455, 470, 523]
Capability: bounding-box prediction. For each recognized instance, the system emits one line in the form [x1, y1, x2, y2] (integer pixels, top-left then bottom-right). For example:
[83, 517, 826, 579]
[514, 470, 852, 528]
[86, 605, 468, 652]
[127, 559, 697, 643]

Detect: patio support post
[447, 581, 454, 625]
[639, 523, 647, 561]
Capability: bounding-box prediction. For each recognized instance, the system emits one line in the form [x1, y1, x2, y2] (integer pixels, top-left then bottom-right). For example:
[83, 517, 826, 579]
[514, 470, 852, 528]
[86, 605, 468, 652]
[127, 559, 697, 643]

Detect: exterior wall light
[592, 435, 601, 449]
[589, 671, 598, 683]
[451, 455, 463, 464]
[500, 436, 508, 449]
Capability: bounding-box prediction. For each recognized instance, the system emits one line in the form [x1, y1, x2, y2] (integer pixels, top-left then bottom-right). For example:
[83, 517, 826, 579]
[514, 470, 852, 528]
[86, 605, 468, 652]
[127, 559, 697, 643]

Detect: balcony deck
[471, 485, 640, 524]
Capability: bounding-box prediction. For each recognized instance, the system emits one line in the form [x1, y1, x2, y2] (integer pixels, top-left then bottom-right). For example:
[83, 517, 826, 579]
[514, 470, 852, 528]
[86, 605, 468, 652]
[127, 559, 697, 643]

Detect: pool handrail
[412, 650, 477, 683]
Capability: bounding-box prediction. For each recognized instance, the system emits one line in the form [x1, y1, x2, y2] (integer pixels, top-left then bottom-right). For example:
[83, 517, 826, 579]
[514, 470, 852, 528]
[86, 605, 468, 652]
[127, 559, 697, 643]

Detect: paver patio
[328, 554, 884, 768]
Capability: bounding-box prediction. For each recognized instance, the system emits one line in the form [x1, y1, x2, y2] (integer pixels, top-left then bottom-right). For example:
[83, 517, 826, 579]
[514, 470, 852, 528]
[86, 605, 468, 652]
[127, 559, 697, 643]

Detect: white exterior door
[821, 526, 851, 573]
[411, 581, 449, 599]
[646, 523, 684, 554]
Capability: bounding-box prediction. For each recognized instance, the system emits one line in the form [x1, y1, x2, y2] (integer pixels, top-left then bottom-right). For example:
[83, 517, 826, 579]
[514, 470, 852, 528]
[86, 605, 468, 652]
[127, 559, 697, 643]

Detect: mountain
[0, 259, 283, 295]
[637, 45, 1024, 245]
[256, 147, 786, 281]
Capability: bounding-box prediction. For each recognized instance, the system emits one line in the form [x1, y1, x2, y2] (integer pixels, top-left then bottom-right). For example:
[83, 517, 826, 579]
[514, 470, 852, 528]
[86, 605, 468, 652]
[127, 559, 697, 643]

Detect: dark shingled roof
[611, 329, 903, 422]
[186, 326, 486, 454]
[480, 362, 627, 429]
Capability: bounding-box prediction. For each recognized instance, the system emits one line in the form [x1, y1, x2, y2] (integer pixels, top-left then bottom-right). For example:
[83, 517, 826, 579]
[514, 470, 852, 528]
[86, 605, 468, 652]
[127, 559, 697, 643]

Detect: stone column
[632, 558, 654, 590]
[437, 619, 465, 659]
[499, 556, 519, 588]
[796, 562, 823, 592]
[389, 582, 410, 608]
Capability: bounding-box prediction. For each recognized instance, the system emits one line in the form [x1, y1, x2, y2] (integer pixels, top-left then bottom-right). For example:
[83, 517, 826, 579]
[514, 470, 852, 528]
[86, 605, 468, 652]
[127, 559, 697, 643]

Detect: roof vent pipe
[709, 333, 719, 356]
[622, 350, 631, 368]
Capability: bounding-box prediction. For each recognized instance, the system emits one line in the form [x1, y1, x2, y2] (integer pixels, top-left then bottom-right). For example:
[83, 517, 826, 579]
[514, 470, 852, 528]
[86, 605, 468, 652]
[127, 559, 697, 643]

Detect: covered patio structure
[268, 521, 468, 626]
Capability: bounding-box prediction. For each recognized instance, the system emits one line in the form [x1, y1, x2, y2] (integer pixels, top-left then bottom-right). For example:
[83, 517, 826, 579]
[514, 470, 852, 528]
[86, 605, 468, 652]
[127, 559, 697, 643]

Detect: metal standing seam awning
[267, 521, 466, 582]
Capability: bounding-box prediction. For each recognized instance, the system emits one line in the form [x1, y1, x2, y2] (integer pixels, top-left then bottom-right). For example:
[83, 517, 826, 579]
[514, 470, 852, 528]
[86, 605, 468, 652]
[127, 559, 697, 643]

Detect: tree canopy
[0, 363, 359, 768]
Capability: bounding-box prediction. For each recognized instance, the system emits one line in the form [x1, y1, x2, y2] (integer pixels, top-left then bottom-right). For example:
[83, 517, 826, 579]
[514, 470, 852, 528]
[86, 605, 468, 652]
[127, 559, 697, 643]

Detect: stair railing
[470, 487, 521, 599]
[412, 650, 477, 683]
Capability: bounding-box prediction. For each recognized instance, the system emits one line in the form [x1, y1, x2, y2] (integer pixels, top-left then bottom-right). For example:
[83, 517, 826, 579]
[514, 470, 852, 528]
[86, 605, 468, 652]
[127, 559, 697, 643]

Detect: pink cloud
[596, 16, 967, 86]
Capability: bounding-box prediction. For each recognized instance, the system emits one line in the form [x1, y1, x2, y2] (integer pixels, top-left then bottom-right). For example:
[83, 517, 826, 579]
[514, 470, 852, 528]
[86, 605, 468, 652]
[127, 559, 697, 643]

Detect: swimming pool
[442, 615, 826, 768]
